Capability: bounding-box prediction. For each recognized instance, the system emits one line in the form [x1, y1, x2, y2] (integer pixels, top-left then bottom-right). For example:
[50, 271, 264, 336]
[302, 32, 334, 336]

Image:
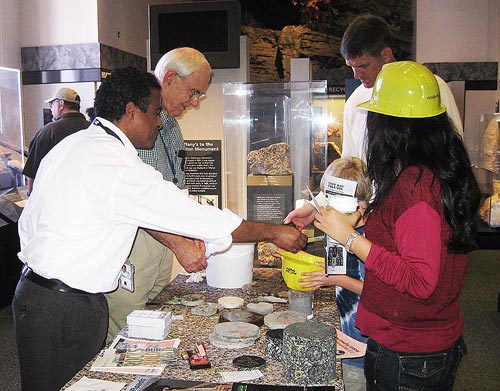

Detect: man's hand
[170, 237, 208, 273]
[268, 224, 308, 253]
[232, 220, 307, 253]
[145, 230, 208, 272]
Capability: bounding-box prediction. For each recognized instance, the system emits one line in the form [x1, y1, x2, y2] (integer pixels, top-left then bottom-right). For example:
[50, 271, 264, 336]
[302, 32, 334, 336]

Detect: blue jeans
[364, 337, 467, 391]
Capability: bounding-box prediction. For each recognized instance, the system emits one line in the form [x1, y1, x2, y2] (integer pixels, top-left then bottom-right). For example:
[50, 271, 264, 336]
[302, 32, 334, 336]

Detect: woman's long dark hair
[365, 112, 480, 253]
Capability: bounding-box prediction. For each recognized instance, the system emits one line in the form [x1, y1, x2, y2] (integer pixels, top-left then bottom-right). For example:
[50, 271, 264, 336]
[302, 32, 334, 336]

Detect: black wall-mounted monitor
[148, 0, 241, 71]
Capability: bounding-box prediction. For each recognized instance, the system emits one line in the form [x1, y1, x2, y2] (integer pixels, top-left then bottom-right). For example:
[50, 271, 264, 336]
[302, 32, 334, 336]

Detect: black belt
[21, 265, 88, 294]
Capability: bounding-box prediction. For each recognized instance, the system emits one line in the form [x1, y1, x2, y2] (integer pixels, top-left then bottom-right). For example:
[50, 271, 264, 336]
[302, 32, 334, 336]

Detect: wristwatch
[345, 231, 360, 254]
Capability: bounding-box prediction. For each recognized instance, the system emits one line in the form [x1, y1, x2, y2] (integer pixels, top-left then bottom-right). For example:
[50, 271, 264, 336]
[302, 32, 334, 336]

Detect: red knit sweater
[356, 166, 467, 352]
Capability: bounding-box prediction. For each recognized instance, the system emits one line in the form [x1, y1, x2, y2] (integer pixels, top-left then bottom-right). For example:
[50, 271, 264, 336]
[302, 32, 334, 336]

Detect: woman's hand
[298, 262, 349, 291]
[314, 206, 361, 244]
[298, 262, 329, 291]
[283, 204, 316, 231]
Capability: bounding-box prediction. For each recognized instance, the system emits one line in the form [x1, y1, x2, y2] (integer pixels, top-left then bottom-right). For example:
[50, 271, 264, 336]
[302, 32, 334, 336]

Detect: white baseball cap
[45, 87, 81, 104]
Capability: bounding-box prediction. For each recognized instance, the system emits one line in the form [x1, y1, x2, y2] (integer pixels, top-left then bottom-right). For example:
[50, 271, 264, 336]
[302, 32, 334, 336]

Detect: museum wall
[0, 0, 21, 69]
[0, 0, 498, 148]
[416, 0, 498, 63]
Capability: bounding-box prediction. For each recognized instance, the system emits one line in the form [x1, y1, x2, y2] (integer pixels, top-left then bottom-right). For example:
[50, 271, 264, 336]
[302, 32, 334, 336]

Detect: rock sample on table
[218, 296, 244, 309]
[264, 311, 307, 330]
[180, 294, 205, 307]
[247, 301, 274, 315]
[191, 302, 219, 317]
[209, 321, 260, 349]
[282, 321, 336, 385]
[265, 328, 284, 361]
[219, 309, 264, 326]
[233, 355, 267, 369]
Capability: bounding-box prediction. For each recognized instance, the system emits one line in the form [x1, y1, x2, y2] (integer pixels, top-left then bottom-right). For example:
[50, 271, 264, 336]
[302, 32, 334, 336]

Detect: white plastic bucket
[206, 243, 255, 289]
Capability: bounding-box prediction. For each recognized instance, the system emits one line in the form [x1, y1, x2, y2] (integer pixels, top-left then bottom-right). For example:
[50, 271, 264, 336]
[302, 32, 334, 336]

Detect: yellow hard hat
[358, 61, 446, 118]
[279, 250, 324, 292]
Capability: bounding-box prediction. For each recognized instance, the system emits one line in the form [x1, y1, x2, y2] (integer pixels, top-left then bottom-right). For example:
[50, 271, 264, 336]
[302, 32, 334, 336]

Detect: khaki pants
[105, 229, 173, 343]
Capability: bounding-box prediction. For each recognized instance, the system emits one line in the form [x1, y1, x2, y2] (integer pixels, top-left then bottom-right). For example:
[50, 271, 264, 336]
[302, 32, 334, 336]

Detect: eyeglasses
[176, 75, 206, 101]
[49, 99, 60, 108]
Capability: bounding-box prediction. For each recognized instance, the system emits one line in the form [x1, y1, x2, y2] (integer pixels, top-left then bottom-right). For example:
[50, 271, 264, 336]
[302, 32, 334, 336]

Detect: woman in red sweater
[315, 61, 480, 390]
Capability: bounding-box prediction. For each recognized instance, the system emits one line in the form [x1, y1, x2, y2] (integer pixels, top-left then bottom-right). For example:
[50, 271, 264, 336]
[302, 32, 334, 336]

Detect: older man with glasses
[23, 87, 90, 196]
[105, 47, 216, 341]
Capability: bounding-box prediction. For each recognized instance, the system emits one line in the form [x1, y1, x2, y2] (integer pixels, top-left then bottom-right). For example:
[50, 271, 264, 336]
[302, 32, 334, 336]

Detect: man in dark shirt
[23, 87, 90, 194]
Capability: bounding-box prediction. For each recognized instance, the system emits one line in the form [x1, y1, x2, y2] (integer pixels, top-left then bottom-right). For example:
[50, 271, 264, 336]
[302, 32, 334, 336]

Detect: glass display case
[0, 67, 25, 309]
[309, 94, 344, 190]
[465, 113, 500, 229]
[223, 81, 329, 223]
[0, 67, 25, 193]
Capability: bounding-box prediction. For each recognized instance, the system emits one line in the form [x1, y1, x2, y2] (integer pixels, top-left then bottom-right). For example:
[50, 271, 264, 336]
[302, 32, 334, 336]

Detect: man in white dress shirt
[13, 67, 307, 391]
[105, 47, 213, 342]
[341, 14, 463, 162]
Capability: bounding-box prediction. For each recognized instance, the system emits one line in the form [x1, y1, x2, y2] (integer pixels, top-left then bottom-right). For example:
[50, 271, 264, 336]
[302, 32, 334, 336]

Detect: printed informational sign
[184, 140, 222, 209]
[247, 175, 293, 225]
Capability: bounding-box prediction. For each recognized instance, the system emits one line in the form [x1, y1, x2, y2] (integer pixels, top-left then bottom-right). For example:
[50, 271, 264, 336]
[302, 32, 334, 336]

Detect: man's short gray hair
[154, 47, 211, 83]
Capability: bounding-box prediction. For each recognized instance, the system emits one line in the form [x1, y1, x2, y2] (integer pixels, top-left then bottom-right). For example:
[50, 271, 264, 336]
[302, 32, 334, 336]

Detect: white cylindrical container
[325, 195, 358, 274]
[206, 243, 255, 289]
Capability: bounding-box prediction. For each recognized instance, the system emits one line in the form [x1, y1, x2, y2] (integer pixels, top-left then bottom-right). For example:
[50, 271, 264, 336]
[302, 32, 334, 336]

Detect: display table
[62, 268, 343, 390]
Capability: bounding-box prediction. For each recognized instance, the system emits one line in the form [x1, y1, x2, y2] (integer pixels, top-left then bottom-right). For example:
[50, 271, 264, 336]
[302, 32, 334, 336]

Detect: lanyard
[158, 131, 178, 184]
[93, 119, 124, 145]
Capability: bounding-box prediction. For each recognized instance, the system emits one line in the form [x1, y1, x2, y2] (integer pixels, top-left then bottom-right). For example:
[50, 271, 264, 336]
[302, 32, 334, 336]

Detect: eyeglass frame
[48, 99, 62, 108]
[176, 75, 206, 100]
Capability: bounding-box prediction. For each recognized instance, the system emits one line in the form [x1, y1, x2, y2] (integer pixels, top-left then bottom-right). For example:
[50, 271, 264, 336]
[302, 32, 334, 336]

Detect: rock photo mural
[239, 0, 414, 85]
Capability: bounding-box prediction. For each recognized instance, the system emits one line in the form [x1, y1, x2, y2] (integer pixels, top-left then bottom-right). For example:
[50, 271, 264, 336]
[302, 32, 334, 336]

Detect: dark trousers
[365, 337, 467, 391]
[12, 276, 108, 391]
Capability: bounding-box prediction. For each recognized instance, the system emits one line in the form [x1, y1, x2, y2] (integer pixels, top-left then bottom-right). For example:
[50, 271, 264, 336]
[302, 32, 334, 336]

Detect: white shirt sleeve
[341, 86, 372, 162]
[436, 75, 463, 137]
[110, 160, 242, 253]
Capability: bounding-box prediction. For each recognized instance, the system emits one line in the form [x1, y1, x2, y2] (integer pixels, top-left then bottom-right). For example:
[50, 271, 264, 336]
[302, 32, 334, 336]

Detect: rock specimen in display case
[247, 142, 293, 175]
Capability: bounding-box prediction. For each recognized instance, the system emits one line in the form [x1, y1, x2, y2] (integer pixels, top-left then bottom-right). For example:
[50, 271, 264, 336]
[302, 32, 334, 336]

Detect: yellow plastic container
[280, 251, 325, 292]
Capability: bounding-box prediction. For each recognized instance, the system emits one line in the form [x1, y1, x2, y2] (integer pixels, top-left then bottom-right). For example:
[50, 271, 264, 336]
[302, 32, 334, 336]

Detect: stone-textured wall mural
[240, 0, 414, 85]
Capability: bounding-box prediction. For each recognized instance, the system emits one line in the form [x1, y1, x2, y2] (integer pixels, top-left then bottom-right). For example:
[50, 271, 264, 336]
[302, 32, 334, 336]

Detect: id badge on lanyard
[119, 259, 135, 292]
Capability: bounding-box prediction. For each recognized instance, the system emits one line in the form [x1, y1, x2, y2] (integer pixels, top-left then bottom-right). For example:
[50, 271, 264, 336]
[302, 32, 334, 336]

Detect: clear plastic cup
[288, 289, 314, 319]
